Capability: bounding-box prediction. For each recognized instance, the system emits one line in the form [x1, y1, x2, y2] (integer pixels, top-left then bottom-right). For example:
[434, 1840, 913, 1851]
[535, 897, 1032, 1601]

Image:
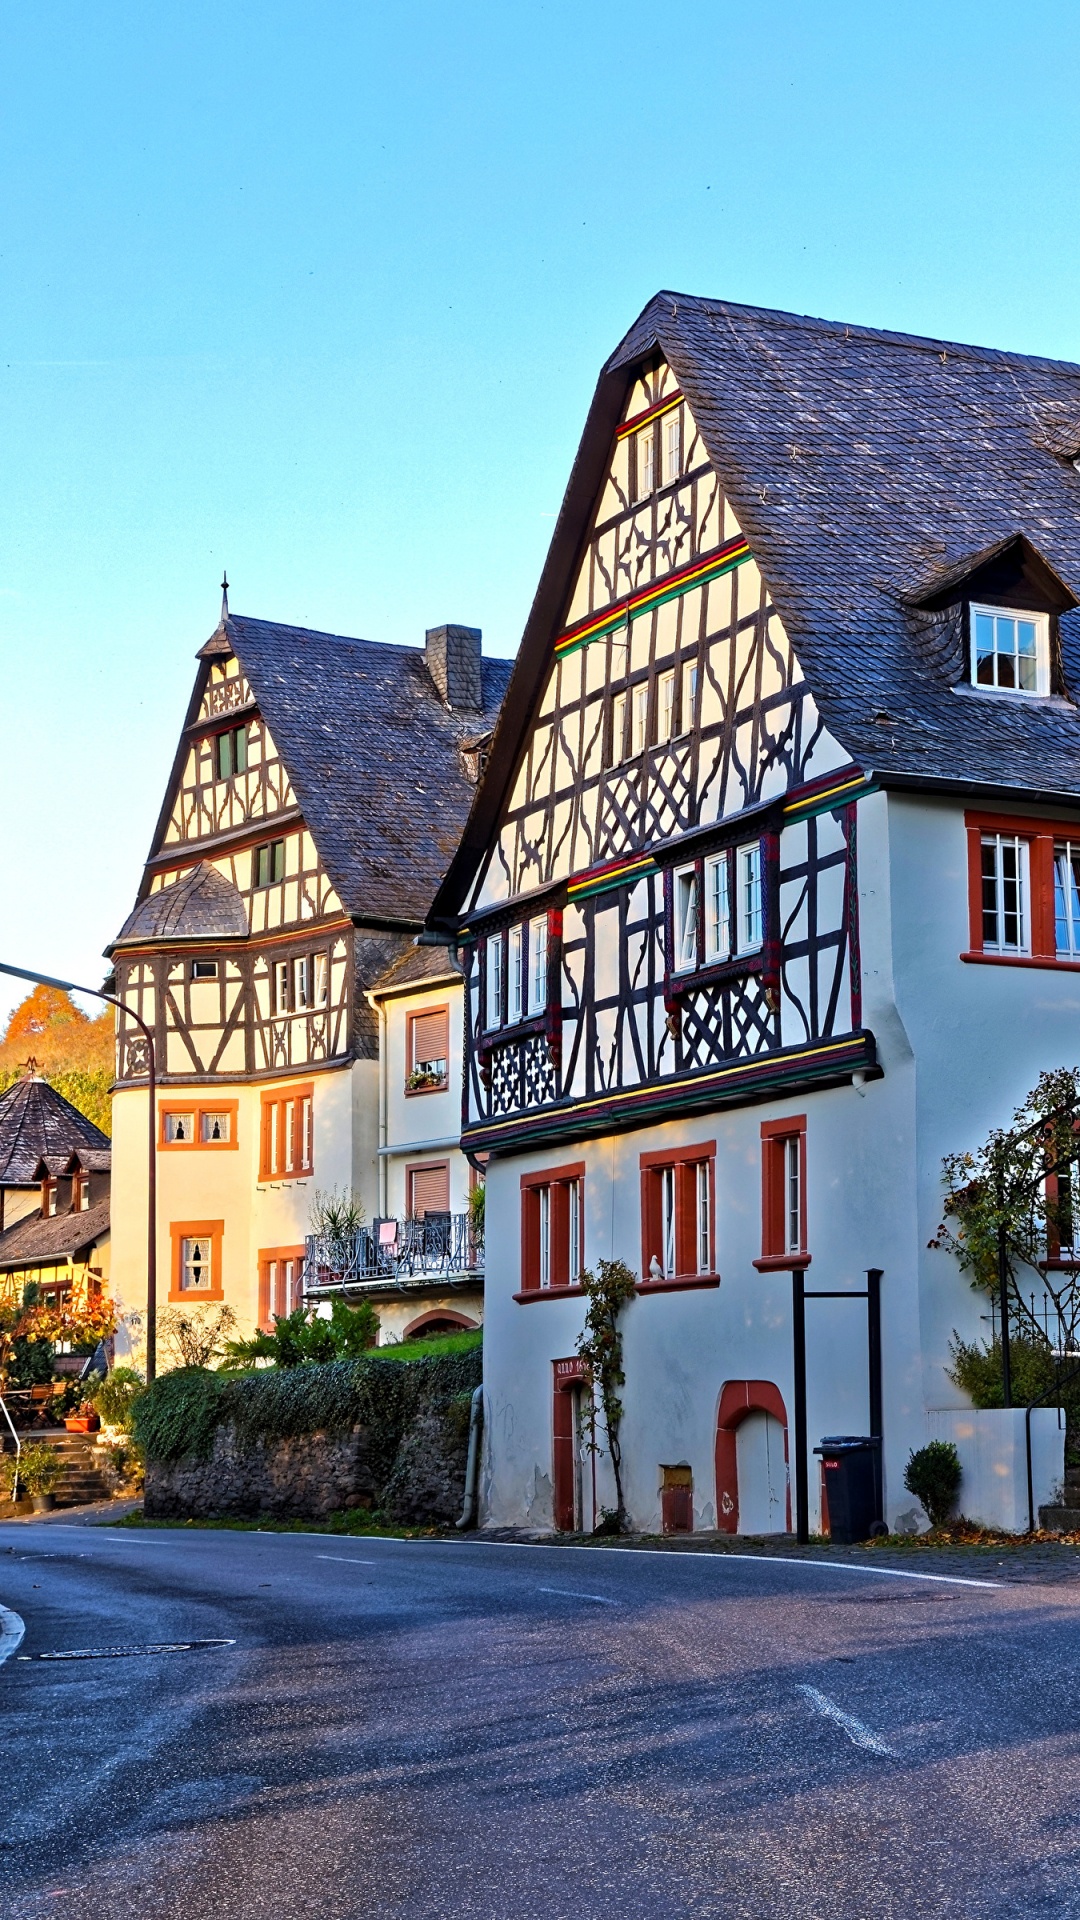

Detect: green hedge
[133, 1344, 483, 1492]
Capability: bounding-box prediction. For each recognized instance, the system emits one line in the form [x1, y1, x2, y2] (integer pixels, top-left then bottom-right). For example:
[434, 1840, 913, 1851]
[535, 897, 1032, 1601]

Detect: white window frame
[485, 935, 503, 1031]
[696, 1161, 710, 1275]
[657, 669, 675, 744]
[274, 960, 290, 1014]
[180, 1235, 213, 1292]
[736, 843, 763, 954]
[610, 689, 628, 765]
[785, 1136, 801, 1254]
[637, 424, 656, 499]
[673, 865, 699, 974]
[164, 1111, 195, 1144]
[538, 1185, 551, 1289]
[314, 952, 329, 1007]
[664, 408, 682, 485]
[200, 1111, 231, 1145]
[507, 925, 524, 1025]
[704, 853, 731, 963]
[680, 658, 698, 735]
[632, 682, 649, 757]
[981, 833, 1029, 954]
[568, 1179, 581, 1282]
[971, 603, 1050, 697]
[1054, 841, 1080, 958]
[662, 1166, 676, 1276]
[294, 955, 311, 1009]
[528, 914, 548, 1017]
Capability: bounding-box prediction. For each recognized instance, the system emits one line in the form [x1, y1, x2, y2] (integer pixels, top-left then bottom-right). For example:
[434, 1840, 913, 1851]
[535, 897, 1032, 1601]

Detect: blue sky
[4, 0, 1080, 1024]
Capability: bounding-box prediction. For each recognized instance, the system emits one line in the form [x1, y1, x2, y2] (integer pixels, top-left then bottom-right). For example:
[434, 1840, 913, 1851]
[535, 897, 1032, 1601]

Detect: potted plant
[14, 1443, 64, 1511]
[0, 1451, 33, 1512]
[64, 1400, 100, 1434]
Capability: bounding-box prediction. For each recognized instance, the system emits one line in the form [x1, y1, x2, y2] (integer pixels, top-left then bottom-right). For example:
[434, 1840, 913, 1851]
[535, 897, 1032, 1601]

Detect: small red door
[552, 1359, 585, 1531]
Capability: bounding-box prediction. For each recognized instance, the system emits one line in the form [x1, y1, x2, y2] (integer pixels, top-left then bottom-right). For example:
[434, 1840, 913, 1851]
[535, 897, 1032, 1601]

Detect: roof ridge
[620, 290, 1080, 380]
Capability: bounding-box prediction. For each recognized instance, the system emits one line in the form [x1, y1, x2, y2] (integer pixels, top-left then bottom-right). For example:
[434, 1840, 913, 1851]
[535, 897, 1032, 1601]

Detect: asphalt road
[3, 1528, 1080, 1919]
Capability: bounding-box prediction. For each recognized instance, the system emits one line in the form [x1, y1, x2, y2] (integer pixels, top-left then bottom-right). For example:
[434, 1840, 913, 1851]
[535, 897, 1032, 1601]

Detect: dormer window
[971, 605, 1050, 696]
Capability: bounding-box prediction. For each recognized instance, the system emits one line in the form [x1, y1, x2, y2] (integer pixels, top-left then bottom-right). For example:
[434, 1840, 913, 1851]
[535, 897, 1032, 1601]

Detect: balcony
[304, 1213, 483, 1297]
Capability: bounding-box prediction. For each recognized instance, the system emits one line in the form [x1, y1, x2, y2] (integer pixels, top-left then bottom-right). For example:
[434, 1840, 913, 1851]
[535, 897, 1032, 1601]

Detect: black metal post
[866, 1267, 883, 1527]
[998, 1217, 1013, 1409]
[792, 1265, 809, 1544]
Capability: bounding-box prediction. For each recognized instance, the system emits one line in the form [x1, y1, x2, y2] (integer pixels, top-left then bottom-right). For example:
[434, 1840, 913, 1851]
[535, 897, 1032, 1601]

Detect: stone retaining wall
[144, 1402, 470, 1524]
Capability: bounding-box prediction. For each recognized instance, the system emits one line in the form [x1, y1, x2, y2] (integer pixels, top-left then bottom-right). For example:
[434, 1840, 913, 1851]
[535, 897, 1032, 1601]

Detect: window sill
[404, 1084, 449, 1098]
[513, 1284, 586, 1303]
[961, 951, 1080, 973]
[636, 1273, 721, 1294]
[669, 951, 764, 992]
[752, 1253, 812, 1271]
[168, 1286, 224, 1304]
[1041, 1257, 1080, 1271]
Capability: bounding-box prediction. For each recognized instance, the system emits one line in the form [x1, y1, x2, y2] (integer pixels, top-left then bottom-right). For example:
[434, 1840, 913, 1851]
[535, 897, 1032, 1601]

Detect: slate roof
[369, 943, 462, 997]
[113, 862, 248, 948]
[0, 1080, 110, 1188]
[0, 1199, 110, 1272]
[432, 292, 1080, 919]
[128, 617, 513, 935]
[32, 1149, 111, 1179]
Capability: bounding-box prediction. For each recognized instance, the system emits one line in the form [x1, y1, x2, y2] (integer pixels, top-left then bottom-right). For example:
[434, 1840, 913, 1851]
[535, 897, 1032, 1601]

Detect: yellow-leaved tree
[0, 986, 114, 1135]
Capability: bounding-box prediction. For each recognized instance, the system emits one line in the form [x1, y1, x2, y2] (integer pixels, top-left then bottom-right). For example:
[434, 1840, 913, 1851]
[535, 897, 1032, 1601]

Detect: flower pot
[31, 1493, 56, 1513]
[65, 1415, 99, 1433]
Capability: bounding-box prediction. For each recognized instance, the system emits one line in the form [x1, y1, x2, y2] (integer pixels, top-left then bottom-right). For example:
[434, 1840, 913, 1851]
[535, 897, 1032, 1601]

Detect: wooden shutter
[409, 1162, 450, 1218]
[411, 1007, 449, 1067]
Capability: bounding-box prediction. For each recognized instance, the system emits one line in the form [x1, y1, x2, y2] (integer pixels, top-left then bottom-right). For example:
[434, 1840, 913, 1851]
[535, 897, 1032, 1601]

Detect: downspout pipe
[456, 1385, 484, 1530]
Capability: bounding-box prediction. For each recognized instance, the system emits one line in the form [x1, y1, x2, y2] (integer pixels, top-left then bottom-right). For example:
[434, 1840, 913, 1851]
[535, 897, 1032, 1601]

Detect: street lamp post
[0, 961, 158, 1382]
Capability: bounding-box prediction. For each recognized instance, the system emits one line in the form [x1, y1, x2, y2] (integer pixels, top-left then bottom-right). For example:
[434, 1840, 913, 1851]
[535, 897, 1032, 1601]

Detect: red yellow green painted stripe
[555, 534, 752, 660]
[783, 769, 876, 823]
[567, 851, 658, 903]
[616, 391, 683, 440]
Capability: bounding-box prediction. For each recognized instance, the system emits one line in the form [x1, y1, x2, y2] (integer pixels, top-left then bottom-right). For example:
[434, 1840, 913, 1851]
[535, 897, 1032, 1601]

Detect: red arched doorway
[715, 1380, 791, 1535]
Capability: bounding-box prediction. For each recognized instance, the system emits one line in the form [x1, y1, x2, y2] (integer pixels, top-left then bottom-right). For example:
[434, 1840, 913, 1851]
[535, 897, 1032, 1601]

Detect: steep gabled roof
[131, 616, 513, 933]
[0, 1079, 110, 1188]
[432, 292, 1080, 923]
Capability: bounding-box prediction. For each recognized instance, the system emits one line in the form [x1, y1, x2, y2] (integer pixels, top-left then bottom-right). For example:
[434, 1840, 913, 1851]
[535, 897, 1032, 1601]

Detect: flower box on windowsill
[405, 1069, 448, 1095]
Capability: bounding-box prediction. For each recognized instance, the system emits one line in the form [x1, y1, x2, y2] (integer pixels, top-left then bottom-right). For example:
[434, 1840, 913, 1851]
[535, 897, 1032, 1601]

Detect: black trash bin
[814, 1435, 881, 1544]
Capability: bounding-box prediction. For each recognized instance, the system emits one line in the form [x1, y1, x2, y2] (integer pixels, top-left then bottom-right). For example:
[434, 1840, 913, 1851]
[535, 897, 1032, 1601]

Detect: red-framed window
[639, 1142, 716, 1282]
[755, 1116, 808, 1269]
[259, 1083, 314, 1180]
[406, 1004, 450, 1093]
[520, 1162, 584, 1291]
[964, 811, 1080, 969]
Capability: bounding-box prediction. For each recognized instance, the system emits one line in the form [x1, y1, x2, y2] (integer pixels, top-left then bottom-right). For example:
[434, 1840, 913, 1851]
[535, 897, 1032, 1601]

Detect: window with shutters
[755, 1117, 808, 1269]
[259, 1084, 314, 1180]
[169, 1220, 224, 1302]
[639, 1143, 716, 1287]
[254, 839, 285, 888]
[406, 1004, 450, 1092]
[407, 1160, 450, 1218]
[519, 1164, 585, 1293]
[258, 1245, 306, 1329]
[963, 811, 1080, 970]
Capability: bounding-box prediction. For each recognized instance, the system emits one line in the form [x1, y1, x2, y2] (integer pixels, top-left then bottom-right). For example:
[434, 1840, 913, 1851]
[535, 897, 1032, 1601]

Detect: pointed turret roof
[0, 1076, 110, 1188]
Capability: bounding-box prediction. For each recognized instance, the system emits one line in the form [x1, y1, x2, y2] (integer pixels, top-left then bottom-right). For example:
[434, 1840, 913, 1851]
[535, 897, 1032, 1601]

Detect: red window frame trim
[754, 1115, 809, 1270]
[963, 809, 1080, 971]
[638, 1140, 718, 1288]
[518, 1161, 585, 1295]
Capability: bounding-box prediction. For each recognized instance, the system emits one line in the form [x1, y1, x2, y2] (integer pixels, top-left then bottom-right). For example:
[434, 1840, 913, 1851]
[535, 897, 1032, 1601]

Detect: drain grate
[17, 1637, 235, 1662]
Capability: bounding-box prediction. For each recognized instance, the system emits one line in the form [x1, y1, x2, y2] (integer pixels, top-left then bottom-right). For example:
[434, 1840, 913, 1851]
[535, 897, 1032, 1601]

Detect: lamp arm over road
[0, 960, 158, 1382]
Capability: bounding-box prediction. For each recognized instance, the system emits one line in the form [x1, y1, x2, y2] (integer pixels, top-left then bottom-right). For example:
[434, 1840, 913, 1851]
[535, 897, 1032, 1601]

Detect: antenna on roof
[220, 573, 230, 620]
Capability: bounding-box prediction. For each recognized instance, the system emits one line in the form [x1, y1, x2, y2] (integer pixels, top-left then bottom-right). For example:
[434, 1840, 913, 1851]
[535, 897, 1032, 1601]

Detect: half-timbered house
[430, 292, 1080, 1535]
[108, 602, 509, 1351]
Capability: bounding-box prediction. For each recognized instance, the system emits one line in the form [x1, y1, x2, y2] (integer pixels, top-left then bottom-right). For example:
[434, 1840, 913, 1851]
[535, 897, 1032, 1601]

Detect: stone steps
[9, 1428, 111, 1508]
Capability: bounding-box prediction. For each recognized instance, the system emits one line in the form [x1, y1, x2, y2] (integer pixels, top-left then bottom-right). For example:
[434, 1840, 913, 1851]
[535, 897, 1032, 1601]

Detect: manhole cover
[19, 1637, 235, 1662]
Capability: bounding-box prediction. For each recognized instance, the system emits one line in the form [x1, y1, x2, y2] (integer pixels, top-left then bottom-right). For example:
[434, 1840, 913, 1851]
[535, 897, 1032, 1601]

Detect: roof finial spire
[220, 572, 230, 621]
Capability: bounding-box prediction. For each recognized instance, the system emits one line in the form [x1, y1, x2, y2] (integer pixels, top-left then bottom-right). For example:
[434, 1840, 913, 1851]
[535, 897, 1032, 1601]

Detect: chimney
[425, 624, 483, 712]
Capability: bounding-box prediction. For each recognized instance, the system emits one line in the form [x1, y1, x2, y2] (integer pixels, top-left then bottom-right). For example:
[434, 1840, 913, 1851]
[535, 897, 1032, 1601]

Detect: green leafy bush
[133, 1343, 484, 1503]
[903, 1440, 962, 1527]
[2, 1442, 64, 1497]
[86, 1366, 145, 1431]
[223, 1298, 378, 1369]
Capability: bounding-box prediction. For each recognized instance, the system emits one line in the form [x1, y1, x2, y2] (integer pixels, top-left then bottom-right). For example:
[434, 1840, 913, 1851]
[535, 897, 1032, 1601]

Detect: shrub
[85, 1366, 145, 1432]
[903, 1440, 962, 1527]
[3, 1443, 64, 1497]
[223, 1298, 378, 1369]
[132, 1345, 484, 1505]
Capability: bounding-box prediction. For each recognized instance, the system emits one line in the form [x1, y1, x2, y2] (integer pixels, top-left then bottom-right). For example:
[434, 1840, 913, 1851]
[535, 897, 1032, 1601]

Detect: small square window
[971, 604, 1049, 696]
[164, 1112, 195, 1144]
[190, 959, 219, 980]
[200, 1111, 231, 1145]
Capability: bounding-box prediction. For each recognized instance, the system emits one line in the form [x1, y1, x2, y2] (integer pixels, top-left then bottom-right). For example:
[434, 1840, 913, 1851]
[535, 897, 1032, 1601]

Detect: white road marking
[538, 1586, 619, 1605]
[797, 1684, 895, 1755]
[435, 1540, 1003, 1589]
[0, 1603, 26, 1664]
[316, 1555, 378, 1566]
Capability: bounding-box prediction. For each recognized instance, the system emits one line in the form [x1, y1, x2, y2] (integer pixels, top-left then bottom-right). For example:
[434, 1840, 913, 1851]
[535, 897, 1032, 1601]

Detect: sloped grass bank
[134, 1339, 482, 1524]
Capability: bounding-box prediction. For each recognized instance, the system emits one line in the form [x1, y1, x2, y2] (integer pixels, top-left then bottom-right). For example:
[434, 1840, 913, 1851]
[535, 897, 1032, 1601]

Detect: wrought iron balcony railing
[304, 1213, 483, 1296]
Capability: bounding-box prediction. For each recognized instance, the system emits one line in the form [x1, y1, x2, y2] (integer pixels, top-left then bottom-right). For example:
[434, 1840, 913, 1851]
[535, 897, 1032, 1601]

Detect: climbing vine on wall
[575, 1257, 637, 1533]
